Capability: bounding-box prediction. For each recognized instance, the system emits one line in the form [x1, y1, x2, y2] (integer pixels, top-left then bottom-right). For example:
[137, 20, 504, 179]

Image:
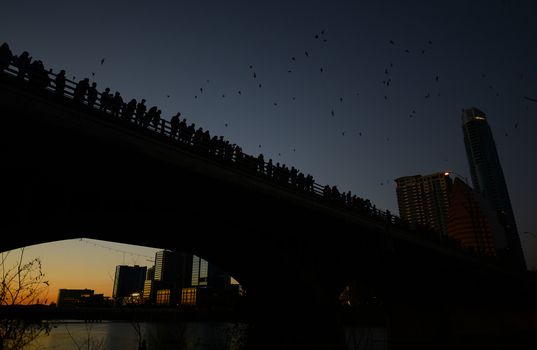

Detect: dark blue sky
[2, 0, 537, 266]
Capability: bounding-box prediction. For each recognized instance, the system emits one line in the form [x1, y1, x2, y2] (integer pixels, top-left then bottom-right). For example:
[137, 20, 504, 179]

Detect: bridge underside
[2, 75, 537, 349]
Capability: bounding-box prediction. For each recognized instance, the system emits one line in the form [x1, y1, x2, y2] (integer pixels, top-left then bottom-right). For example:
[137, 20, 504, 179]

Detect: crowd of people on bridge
[0, 42, 470, 251]
[0, 43, 409, 222]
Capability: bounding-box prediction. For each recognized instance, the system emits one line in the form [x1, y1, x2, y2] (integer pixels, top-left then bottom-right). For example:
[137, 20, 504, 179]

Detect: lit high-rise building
[395, 172, 452, 236]
[191, 255, 231, 288]
[112, 265, 146, 303]
[184, 255, 233, 306]
[191, 255, 209, 287]
[154, 250, 193, 288]
[462, 107, 526, 269]
[447, 178, 507, 256]
[153, 250, 193, 305]
[142, 266, 156, 303]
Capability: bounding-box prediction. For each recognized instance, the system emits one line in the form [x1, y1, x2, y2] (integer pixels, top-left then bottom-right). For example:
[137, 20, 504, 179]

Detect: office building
[395, 172, 452, 236]
[191, 255, 209, 287]
[153, 250, 193, 306]
[185, 255, 234, 307]
[191, 255, 231, 289]
[143, 279, 155, 302]
[57, 289, 110, 307]
[112, 265, 147, 303]
[462, 107, 526, 269]
[57, 289, 94, 307]
[447, 178, 507, 256]
[154, 250, 193, 289]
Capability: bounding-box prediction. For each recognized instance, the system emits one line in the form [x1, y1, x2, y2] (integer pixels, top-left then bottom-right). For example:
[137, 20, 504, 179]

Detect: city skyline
[0, 240, 241, 305]
[1, 0, 536, 293]
[1, 239, 162, 304]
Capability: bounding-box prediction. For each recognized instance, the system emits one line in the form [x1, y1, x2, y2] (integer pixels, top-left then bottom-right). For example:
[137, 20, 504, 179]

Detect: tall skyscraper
[112, 265, 147, 303]
[462, 107, 526, 269]
[447, 177, 507, 256]
[154, 250, 193, 289]
[191, 255, 231, 289]
[191, 255, 209, 287]
[184, 255, 233, 307]
[153, 250, 193, 305]
[395, 172, 452, 236]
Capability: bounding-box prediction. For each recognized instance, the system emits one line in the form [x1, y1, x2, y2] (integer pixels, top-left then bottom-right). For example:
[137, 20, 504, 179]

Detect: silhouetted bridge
[1, 56, 537, 349]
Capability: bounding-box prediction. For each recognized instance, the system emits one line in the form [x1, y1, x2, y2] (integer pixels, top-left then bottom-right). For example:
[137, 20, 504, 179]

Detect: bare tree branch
[1, 249, 51, 350]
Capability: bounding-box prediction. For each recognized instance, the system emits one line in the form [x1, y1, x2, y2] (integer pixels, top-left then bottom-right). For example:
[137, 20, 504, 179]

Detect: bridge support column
[387, 302, 452, 350]
[243, 235, 346, 350]
[245, 284, 345, 350]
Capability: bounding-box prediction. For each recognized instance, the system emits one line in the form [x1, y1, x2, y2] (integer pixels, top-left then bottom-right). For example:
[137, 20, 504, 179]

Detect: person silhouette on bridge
[290, 166, 298, 185]
[331, 186, 340, 201]
[296, 172, 305, 190]
[99, 87, 111, 112]
[323, 185, 331, 198]
[135, 99, 147, 124]
[178, 118, 188, 143]
[224, 141, 234, 162]
[209, 135, 218, 155]
[234, 145, 244, 163]
[203, 129, 212, 149]
[143, 106, 157, 128]
[111, 91, 123, 117]
[185, 123, 195, 144]
[274, 162, 282, 182]
[214, 135, 225, 157]
[345, 191, 352, 206]
[87, 82, 98, 108]
[266, 159, 273, 178]
[54, 70, 66, 98]
[28, 60, 49, 90]
[14, 51, 32, 80]
[257, 153, 265, 173]
[170, 112, 180, 138]
[0, 42, 13, 73]
[73, 78, 90, 103]
[151, 109, 161, 130]
[192, 127, 203, 147]
[123, 98, 137, 122]
[305, 174, 314, 192]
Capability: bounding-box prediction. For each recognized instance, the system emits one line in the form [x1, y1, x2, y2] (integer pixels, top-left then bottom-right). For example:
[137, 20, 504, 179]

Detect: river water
[29, 321, 386, 349]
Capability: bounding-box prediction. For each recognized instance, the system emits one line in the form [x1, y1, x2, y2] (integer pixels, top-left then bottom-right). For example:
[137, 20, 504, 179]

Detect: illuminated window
[156, 289, 171, 305]
[181, 287, 197, 306]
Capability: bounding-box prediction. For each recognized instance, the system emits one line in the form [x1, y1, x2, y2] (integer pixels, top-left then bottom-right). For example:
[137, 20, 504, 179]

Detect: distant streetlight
[444, 171, 469, 186]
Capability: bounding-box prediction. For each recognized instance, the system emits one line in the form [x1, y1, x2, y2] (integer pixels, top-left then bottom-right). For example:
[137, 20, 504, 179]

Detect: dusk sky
[1, 0, 537, 301]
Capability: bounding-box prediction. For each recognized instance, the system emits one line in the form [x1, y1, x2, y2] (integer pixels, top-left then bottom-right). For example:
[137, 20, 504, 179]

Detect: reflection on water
[30, 321, 386, 350]
[31, 320, 247, 350]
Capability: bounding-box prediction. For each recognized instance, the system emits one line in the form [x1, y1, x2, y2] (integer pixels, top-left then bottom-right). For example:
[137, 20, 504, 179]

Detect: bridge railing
[0, 57, 476, 255]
